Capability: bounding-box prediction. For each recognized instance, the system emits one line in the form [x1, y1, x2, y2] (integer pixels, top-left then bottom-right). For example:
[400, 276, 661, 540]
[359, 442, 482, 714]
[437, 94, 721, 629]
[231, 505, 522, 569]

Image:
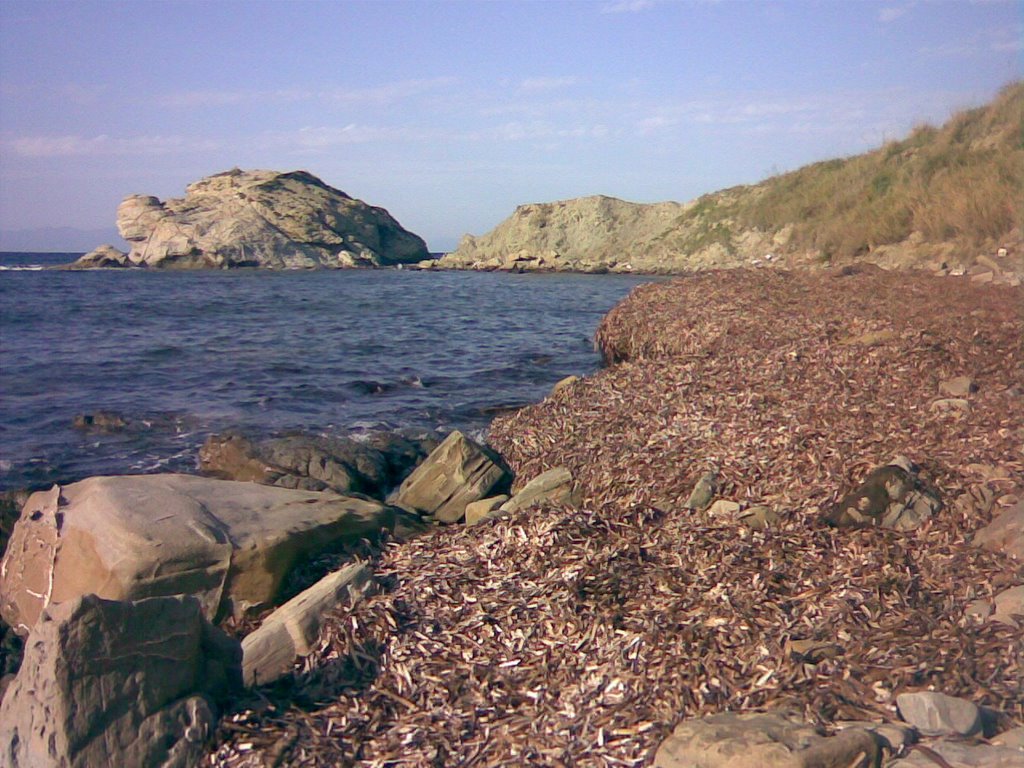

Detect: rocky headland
[434, 82, 1023, 280]
[2, 266, 1020, 767]
[71, 168, 429, 270]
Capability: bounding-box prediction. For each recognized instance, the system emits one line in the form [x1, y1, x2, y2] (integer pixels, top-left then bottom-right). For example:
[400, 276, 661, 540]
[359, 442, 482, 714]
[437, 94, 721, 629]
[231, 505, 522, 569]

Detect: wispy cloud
[519, 76, 580, 92]
[634, 115, 678, 135]
[917, 25, 1023, 57]
[600, 0, 657, 14]
[494, 121, 611, 141]
[155, 78, 459, 109]
[878, 5, 910, 23]
[3, 133, 221, 158]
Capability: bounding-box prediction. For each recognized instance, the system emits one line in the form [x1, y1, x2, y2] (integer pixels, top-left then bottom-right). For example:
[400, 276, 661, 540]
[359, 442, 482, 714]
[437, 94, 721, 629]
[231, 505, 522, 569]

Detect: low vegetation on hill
[691, 80, 1023, 264]
[441, 82, 1023, 274]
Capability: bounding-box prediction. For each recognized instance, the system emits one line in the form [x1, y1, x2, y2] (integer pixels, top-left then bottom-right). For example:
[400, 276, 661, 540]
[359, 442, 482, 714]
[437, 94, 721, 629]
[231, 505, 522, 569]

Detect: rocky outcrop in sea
[72, 168, 429, 269]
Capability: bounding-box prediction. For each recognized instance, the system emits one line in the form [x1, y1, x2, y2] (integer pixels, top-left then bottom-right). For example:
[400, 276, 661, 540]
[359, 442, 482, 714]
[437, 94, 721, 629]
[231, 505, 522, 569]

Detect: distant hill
[438, 81, 1023, 275]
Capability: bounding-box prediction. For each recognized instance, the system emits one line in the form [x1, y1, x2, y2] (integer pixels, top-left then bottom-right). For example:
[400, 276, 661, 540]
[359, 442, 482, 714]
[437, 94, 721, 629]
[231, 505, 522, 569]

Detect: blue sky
[0, 0, 1020, 251]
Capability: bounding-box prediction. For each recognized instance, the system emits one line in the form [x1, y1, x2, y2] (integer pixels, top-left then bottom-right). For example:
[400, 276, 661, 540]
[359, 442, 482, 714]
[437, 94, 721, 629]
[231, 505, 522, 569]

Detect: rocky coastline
[0, 266, 1021, 766]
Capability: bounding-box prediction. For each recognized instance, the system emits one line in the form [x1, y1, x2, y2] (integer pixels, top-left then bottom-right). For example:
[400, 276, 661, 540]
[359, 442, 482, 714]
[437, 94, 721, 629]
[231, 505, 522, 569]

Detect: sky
[0, 0, 1020, 252]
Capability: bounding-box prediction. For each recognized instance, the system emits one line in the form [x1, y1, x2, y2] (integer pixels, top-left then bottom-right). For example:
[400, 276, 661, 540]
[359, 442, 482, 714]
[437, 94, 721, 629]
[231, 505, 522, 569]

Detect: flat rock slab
[394, 431, 511, 523]
[653, 712, 880, 768]
[0, 594, 239, 768]
[241, 561, 376, 687]
[0, 474, 399, 632]
[896, 691, 983, 737]
[891, 740, 1024, 767]
[499, 466, 577, 516]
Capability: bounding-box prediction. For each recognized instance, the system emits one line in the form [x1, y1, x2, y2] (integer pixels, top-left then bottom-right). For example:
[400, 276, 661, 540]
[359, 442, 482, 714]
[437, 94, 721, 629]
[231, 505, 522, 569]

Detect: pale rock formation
[0, 474, 402, 633]
[76, 168, 429, 269]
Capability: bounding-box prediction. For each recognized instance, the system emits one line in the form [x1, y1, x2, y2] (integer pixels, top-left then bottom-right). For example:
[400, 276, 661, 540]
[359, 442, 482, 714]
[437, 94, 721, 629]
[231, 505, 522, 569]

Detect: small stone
[499, 467, 577, 516]
[839, 329, 897, 346]
[834, 721, 916, 752]
[685, 470, 718, 511]
[938, 376, 977, 397]
[970, 271, 995, 284]
[737, 505, 781, 530]
[550, 375, 580, 396]
[707, 499, 741, 518]
[464, 495, 509, 526]
[896, 691, 983, 737]
[965, 598, 994, 623]
[788, 638, 843, 663]
[930, 398, 971, 416]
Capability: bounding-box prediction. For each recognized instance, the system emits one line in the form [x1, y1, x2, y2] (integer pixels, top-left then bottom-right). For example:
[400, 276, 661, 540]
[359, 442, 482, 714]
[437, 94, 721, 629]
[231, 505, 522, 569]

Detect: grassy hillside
[667, 81, 1022, 264]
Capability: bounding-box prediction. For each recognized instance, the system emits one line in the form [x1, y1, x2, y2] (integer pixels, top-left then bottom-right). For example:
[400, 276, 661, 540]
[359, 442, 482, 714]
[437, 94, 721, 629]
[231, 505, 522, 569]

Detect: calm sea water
[0, 252, 654, 490]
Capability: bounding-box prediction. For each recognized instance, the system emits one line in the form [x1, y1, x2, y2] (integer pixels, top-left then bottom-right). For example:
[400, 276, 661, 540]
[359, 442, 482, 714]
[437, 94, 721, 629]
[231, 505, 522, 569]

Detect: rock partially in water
[75, 168, 429, 270]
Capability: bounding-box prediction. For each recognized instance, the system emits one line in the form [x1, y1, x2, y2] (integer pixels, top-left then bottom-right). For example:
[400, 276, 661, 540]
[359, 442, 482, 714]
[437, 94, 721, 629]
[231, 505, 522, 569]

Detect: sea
[0, 252, 656, 491]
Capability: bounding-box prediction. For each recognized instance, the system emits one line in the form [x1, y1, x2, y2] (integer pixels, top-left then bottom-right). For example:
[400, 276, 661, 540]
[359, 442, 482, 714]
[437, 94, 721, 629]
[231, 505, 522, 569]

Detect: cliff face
[77, 169, 429, 269]
[439, 82, 1023, 276]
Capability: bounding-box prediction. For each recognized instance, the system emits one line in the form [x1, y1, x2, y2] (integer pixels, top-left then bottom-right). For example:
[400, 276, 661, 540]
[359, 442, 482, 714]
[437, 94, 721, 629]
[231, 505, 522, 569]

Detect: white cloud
[495, 121, 611, 141]
[635, 116, 678, 135]
[601, 0, 657, 13]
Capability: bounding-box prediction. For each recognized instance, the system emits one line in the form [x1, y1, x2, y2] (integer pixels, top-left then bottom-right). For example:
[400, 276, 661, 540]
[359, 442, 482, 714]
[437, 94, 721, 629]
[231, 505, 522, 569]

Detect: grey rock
[70, 243, 130, 268]
[991, 725, 1024, 749]
[737, 504, 782, 530]
[896, 691, 983, 737]
[834, 721, 916, 752]
[890, 740, 1024, 767]
[653, 711, 880, 768]
[991, 585, 1024, 627]
[498, 467, 577, 516]
[685, 470, 718, 511]
[394, 431, 512, 523]
[0, 474, 402, 632]
[707, 499, 741, 519]
[199, 430, 437, 500]
[241, 562, 376, 687]
[825, 457, 941, 531]
[930, 397, 972, 416]
[77, 168, 429, 270]
[0, 594, 240, 768]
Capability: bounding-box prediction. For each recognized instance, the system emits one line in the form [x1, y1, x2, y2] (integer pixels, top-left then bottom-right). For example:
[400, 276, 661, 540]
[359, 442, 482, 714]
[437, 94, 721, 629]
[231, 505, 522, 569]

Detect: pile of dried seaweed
[211, 267, 1022, 766]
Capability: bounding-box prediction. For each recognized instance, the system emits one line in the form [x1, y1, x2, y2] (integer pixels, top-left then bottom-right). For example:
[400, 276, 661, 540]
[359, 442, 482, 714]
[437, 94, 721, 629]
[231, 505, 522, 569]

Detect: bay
[0, 252, 654, 490]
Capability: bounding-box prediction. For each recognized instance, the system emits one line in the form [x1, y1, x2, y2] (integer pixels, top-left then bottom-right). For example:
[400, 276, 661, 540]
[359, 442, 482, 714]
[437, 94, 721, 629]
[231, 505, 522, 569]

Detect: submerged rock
[75, 168, 429, 270]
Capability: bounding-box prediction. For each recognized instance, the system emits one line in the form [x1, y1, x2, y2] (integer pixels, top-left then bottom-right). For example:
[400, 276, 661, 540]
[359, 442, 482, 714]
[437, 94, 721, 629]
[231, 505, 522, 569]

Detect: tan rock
[551, 375, 580, 397]
[394, 431, 511, 523]
[499, 467, 577, 516]
[938, 375, 977, 397]
[464, 495, 509, 527]
[0, 474, 400, 632]
[991, 585, 1024, 627]
[653, 711, 880, 768]
[839, 329, 897, 346]
[973, 500, 1024, 559]
[241, 562, 376, 687]
[707, 499, 741, 518]
[970, 270, 995, 284]
[991, 725, 1024, 749]
[0, 594, 239, 768]
[737, 505, 782, 529]
[930, 397, 971, 416]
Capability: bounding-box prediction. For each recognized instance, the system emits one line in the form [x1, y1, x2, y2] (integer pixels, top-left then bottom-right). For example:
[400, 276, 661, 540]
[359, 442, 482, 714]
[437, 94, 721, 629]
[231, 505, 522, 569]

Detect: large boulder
[199, 431, 437, 499]
[0, 594, 240, 768]
[76, 168, 429, 269]
[973, 500, 1024, 559]
[653, 711, 880, 768]
[393, 431, 512, 523]
[0, 474, 401, 633]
